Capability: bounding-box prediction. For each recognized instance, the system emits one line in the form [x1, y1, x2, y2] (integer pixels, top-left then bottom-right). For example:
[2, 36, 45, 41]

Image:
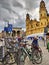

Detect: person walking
[32, 36, 39, 48]
[31, 36, 39, 64]
[46, 33, 49, 51]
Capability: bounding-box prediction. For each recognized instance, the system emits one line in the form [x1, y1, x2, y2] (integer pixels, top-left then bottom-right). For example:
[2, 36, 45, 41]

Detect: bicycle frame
[21, 46, 32, 61]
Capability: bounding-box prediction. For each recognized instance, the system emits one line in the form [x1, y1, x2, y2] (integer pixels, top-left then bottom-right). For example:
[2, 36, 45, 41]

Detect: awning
[26, 33, 44, 38]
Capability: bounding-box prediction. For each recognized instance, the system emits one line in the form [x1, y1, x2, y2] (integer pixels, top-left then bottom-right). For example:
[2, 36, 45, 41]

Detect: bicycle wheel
[33, 49, 42, 64]
[16, 48, 26, 65]
[19, 50, 26, 65]
[2, 52, 15, 65]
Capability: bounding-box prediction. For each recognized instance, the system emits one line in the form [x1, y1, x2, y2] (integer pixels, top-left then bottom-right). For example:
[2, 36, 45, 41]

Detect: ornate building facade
[26, 0, 49, 36]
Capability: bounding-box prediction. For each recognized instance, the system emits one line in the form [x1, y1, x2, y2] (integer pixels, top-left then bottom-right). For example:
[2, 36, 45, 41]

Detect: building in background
[13, 27, 22, 36]
[13, 27, 22, 32]
[26, 0, 49, 36]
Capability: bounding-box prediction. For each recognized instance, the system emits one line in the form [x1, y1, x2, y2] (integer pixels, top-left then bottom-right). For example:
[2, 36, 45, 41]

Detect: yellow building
[26, 0, 49, 36]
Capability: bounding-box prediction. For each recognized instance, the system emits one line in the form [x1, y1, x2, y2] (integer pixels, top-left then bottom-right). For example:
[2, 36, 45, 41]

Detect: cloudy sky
[0, 0, 49, 32]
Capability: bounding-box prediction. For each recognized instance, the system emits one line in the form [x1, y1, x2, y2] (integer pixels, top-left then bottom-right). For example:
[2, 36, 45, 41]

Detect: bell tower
[39, 0, 47, 20]
[39, 0, 47, 27]
[26, 13, 30, 35]
[26, 13, 30, 21]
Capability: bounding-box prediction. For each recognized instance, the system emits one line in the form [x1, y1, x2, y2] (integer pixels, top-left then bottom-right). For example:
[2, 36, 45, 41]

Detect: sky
[0, 0, 49, 32]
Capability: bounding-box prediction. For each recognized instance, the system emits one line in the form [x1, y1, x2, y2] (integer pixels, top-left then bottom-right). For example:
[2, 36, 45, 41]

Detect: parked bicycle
[0, 38, 42, 65]
[19, 41, 42, 64]
[0, 38, 20, 65]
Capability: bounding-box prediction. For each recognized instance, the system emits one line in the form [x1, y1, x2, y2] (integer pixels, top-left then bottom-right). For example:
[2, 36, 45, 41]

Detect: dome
[26, 13, 29, 16]
[40, 0, 45, 7]
[40, 0, 45, 3]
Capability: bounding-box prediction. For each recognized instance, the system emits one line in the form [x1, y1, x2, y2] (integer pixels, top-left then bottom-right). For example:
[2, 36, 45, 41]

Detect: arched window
[41, 14, 42, 16]
[36, 23, 39, 26]
[45, 22, 46, 25]
[41, 22, 43, 25]
[47, 19, 48, 21]
[31, 25, 33, 28]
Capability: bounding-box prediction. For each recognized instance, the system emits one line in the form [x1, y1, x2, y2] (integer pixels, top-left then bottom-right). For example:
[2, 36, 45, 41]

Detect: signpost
[8, 24, 12, 32]
[4, 24, 12, 33]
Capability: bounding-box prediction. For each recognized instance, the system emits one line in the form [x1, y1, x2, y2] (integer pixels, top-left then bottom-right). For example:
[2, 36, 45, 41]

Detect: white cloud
[32, 7, 39, 20]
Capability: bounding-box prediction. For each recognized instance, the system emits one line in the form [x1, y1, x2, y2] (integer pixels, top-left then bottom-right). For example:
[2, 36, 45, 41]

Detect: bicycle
[19, 41, 42, 64]
[0, 38, 42, 65]
[0, 38, 20, 65]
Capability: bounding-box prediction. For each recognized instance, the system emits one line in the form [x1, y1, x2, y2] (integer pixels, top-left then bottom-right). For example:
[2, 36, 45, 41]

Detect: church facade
[26, 0, 49, 36]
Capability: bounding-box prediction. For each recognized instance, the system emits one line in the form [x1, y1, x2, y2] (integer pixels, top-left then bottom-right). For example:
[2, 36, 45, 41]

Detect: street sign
[4, 24, 12, 32]
[4, 27, 8, 32]
[8, 24, 12, 32]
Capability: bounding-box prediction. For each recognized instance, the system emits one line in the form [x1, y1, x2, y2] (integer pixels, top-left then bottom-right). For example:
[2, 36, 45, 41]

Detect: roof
[26, 33, 44, 37]
[13, 27, 22, 29]
[40, 0, 45, 3]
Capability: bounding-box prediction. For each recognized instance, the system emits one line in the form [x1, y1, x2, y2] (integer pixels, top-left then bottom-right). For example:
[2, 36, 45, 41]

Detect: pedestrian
[16, 30, 22, 42]
[16, 30, 25, 65]
[42, 37, 46, 47]
[12, 30, 16, 39]
[11, 30, 17, 47]
[31, 36, 39, 64]
[32, 36, 39, 48]
[12, 30, 22, 47]
[46, 33, 49, 51]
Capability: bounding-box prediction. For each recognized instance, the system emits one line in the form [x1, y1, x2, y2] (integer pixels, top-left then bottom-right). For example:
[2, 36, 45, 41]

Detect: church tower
[26, 13, 30, 22]
[39, 0, 47, 27]
[26, 0, 49, 36]
[26, 13, 30, 35]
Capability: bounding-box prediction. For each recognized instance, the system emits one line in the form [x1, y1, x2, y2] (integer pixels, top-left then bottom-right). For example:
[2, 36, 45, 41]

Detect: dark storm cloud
[12, 0, 23, 8]
[0, 0, 13, 13]
[24, 0, 39, 11]
[0, 0, 49, 31]
[0, 7, 10, 20]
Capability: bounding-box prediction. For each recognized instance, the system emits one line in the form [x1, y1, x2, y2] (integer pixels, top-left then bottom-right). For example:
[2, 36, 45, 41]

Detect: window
[27, 27, 29, 29]
[47, 19, 48, 21]
[45, 22, 46, 25]
[41, 22, 43, 25]
[44, 13, 45, 16]
[31, 25, 33, 28]
[36, 23, 39, 26]
[41, 14, 42, 16]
